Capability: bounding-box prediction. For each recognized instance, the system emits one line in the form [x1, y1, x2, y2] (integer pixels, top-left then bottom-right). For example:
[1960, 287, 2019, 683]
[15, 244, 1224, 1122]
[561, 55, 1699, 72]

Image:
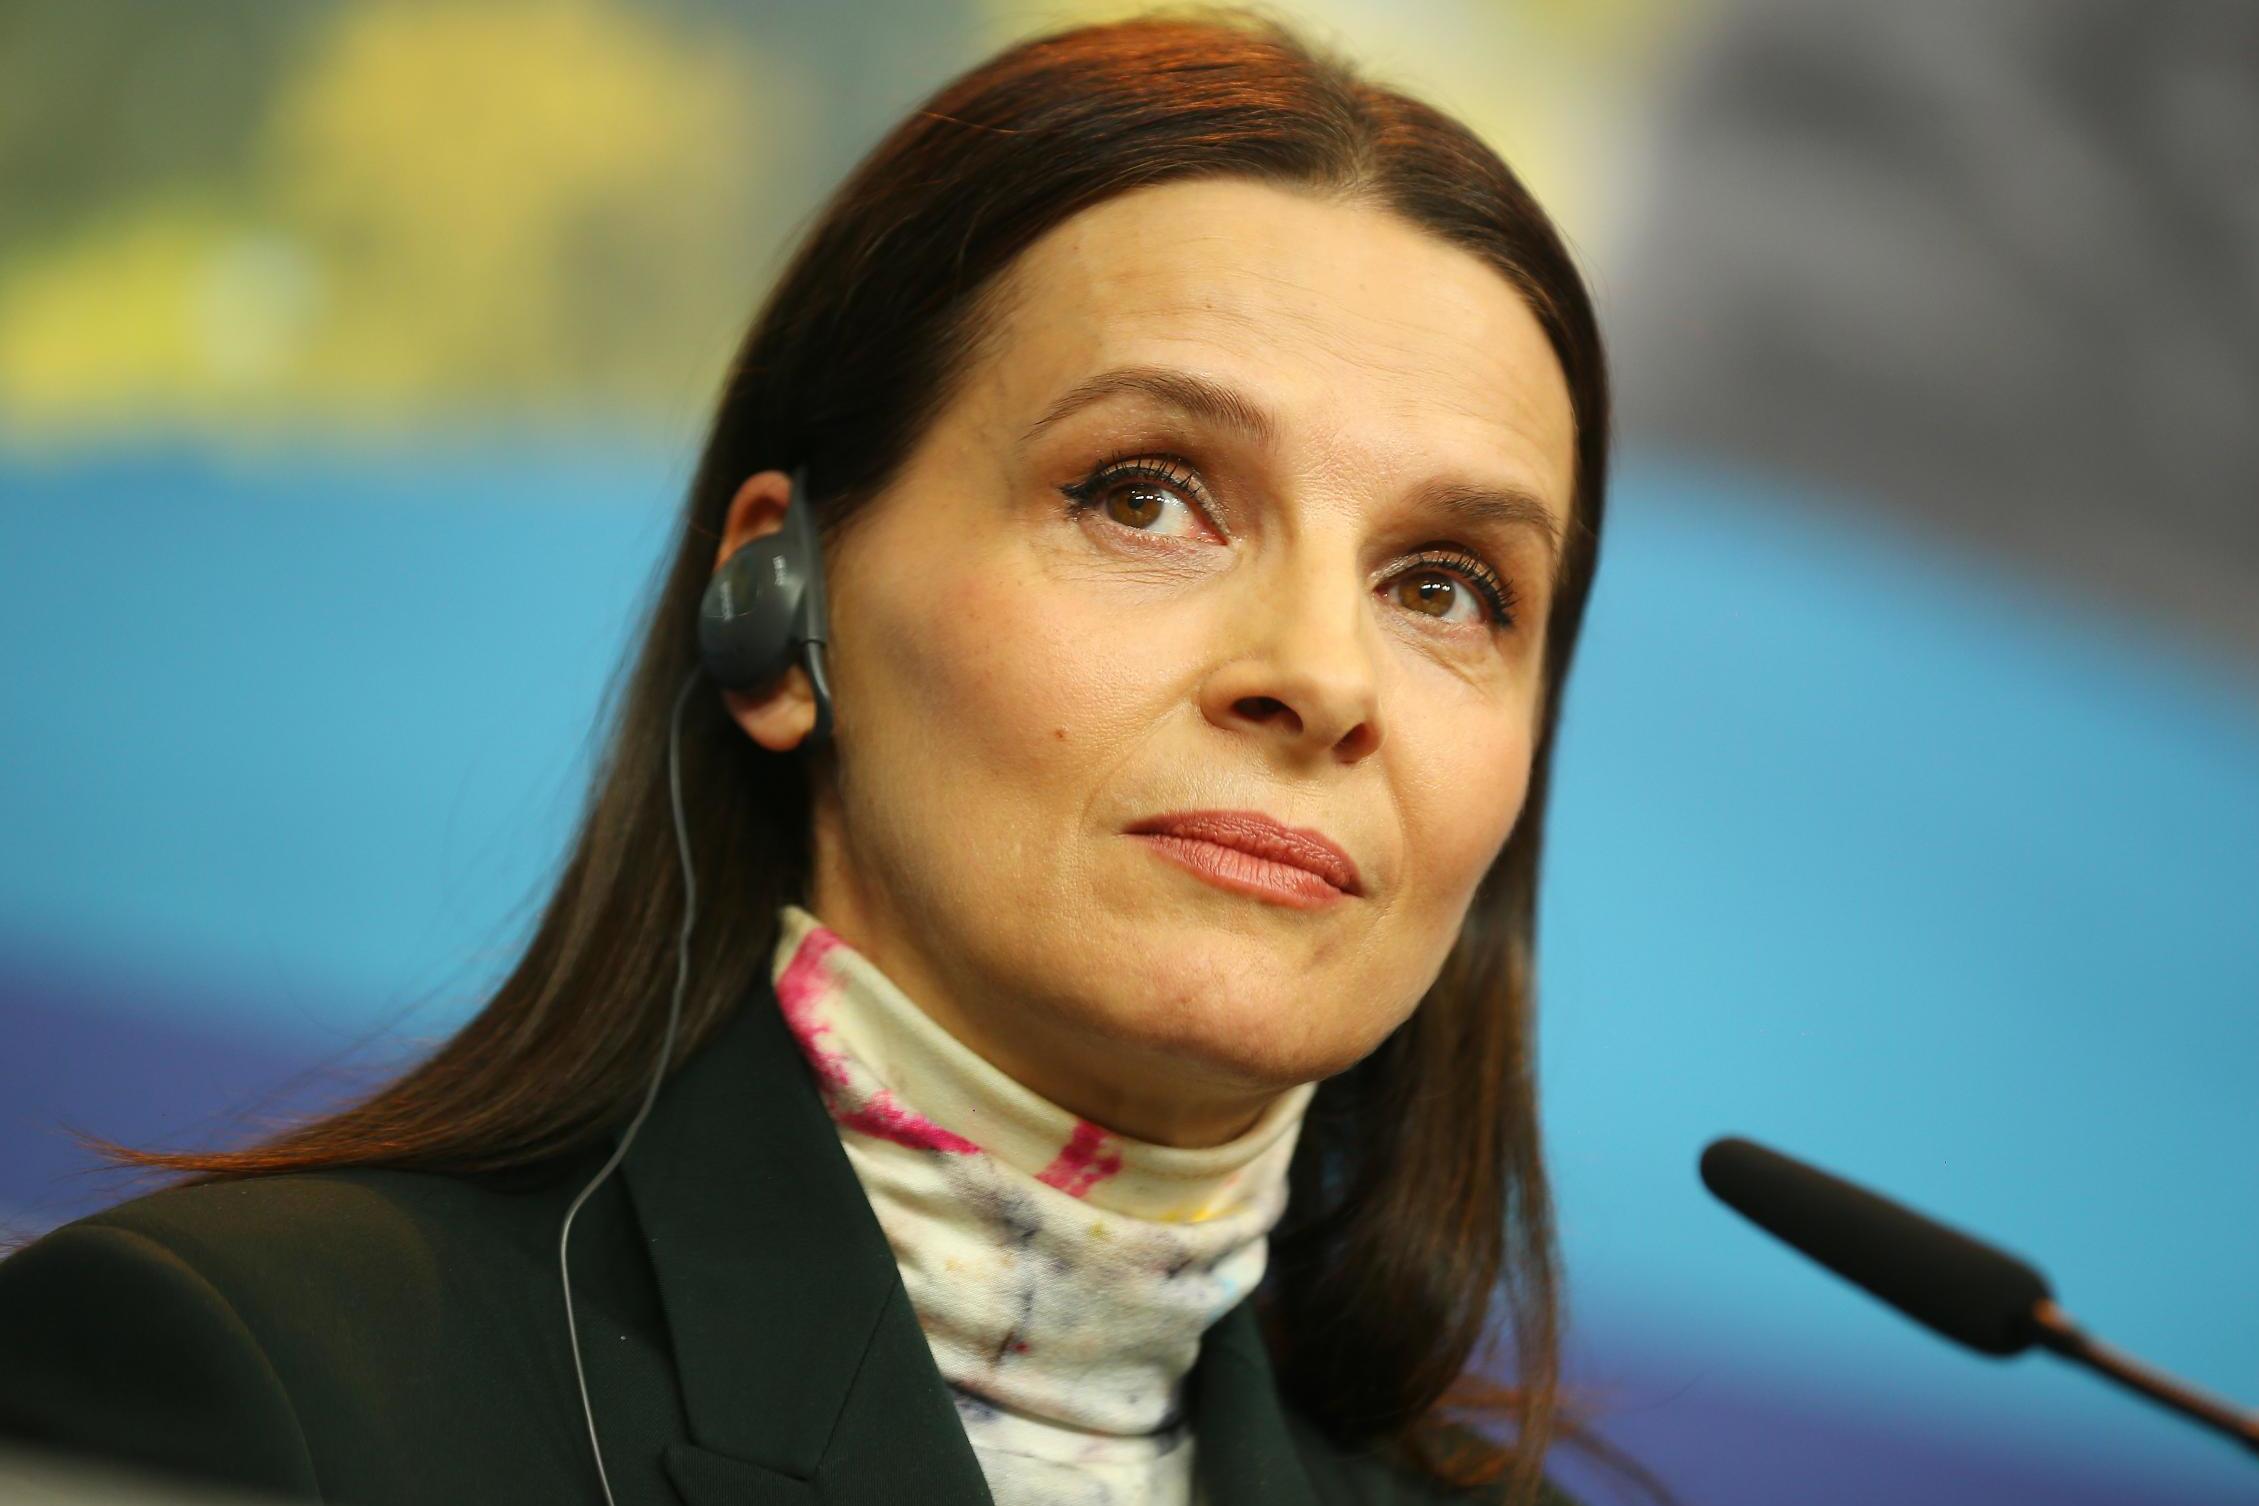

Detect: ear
[713, 469, 821, 754]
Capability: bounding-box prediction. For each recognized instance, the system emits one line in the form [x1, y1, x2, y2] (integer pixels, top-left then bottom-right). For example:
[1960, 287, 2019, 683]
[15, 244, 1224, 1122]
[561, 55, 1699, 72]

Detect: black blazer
[0, 965, 1584, 1505]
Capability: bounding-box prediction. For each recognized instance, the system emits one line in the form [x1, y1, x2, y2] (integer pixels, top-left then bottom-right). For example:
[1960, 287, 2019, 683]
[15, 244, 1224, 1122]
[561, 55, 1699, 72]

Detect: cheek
[1400, 711, 1535, 899]
[864, 541, 1160, 794]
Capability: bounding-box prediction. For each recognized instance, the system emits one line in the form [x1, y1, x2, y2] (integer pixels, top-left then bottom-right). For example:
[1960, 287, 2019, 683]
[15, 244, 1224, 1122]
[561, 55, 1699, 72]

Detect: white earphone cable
[557, 663, 702, 1506]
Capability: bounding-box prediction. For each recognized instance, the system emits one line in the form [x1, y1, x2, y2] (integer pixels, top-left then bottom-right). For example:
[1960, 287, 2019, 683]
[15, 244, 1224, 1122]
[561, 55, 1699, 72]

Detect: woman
[0, 10, 1671, 1505]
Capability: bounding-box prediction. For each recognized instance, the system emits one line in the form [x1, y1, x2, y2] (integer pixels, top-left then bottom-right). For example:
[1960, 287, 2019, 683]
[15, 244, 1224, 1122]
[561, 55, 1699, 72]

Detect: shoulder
[1279, 1405, 1591, 1506]
[3, 1155, 602, 1355]
[53, 1159, 575, 1284]
[0, 1159, 593, 1497]
[7, 1161, 572, 1332]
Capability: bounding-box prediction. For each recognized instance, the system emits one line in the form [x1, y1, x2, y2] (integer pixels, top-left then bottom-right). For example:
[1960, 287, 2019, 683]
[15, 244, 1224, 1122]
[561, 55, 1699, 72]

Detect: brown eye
[1105, 482, 1170, 530]
[1390, 550, 1517, 630]
[1060, 457, 1214, 540]
[1392, 570, 1483, 626]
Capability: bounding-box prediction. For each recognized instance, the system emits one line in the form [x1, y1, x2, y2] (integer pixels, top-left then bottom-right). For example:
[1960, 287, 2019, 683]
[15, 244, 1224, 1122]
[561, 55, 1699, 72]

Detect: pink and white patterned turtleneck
[768, 904, 1316, 1506]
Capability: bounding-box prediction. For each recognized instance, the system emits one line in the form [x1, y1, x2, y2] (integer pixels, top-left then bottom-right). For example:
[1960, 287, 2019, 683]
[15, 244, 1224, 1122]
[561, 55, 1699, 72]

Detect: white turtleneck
[767, 904, 1316, 1506]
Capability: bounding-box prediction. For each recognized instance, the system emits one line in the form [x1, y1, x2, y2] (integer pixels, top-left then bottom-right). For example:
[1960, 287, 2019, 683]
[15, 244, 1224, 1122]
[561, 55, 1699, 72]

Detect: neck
[803, 827, 1294, 1147]
[768, 902, 1315, 1443]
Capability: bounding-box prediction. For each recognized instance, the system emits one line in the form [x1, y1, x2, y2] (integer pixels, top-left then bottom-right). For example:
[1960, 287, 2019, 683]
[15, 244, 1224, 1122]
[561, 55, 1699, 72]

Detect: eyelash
[1056, 453, 1521, 632]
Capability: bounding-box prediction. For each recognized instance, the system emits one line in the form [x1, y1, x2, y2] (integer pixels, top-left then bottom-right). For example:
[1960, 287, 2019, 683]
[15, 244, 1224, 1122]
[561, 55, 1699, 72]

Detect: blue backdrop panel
[2, 440, 2253, 1502]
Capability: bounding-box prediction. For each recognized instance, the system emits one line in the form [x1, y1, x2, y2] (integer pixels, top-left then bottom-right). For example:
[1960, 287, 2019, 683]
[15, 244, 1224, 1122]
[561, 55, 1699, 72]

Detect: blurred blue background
[4, 3, 2254, 1503]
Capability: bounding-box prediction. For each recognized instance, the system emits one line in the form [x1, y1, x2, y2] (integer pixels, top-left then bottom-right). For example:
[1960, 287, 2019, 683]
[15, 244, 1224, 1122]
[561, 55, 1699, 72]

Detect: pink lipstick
[1124, 809, 1362, 909]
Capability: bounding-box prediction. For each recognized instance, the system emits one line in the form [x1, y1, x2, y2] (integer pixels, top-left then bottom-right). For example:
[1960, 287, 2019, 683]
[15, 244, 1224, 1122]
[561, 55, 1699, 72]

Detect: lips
[1123, 809, 1364, 896]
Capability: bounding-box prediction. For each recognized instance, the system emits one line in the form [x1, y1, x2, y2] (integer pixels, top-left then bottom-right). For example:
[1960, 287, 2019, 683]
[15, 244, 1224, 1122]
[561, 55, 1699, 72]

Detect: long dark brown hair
[89, 8, 1673, 1504]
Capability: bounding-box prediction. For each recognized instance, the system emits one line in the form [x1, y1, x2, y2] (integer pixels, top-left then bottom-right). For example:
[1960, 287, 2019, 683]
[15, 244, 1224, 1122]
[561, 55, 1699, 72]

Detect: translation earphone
[556, 462, 833, 1506]
[695, 461, 836, 750]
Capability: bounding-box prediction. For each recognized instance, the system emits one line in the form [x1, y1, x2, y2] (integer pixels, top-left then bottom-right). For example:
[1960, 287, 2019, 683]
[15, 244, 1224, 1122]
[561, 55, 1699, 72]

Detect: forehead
[971, 176, 1577, 519]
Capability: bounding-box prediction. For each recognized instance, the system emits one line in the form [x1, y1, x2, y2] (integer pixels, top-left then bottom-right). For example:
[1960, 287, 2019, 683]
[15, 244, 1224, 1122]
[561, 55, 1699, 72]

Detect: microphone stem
[2028, 1298, 2259, 1460]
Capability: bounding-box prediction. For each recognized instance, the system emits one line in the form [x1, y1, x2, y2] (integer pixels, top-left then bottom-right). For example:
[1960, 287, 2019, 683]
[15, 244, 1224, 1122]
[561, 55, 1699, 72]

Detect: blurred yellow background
[0, 0, 1691, 447]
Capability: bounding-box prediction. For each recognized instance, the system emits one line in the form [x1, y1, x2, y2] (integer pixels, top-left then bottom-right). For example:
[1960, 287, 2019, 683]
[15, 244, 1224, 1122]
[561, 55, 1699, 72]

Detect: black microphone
[1699, 1135, 2259, 1461]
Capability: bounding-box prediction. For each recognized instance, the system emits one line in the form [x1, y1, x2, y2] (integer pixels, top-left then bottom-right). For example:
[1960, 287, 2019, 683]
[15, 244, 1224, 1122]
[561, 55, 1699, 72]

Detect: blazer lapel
[1190, 1299, 1329, 1506]
[618, 966, 992, 1506]
[617, 962, 1332, 1506]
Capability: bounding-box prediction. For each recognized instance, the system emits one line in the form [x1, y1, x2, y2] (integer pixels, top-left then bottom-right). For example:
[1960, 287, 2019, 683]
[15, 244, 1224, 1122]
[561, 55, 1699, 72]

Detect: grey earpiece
[696, 461, 834, 749]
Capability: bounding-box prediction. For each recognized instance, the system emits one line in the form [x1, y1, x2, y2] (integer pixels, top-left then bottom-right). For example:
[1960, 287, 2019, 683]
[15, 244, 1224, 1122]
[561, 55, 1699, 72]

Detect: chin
[997, 873, 1399, 1079]
[1078, 961, 1379, 1086]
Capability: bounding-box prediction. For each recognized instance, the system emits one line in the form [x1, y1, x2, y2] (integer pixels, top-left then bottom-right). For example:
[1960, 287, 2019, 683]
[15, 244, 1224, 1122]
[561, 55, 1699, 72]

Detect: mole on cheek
[1053, 727, 1067, 741]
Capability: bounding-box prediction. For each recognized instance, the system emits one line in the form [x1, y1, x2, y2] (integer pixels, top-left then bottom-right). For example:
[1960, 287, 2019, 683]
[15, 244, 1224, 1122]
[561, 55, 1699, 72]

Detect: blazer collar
[618, 963, 1329, 1506]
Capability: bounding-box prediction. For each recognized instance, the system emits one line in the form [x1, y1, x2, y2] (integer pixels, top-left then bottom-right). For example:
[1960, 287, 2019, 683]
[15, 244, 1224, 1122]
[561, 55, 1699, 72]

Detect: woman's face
[721, 176, 1576, 1147]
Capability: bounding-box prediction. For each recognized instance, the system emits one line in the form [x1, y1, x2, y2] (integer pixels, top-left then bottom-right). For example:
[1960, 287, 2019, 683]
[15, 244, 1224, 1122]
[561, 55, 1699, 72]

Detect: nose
[1197, 544, 1383, 762]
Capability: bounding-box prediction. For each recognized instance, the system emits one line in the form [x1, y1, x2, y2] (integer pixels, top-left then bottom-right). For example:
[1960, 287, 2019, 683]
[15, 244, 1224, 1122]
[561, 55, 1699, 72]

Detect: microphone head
[1700, 1135, 2054, 1356]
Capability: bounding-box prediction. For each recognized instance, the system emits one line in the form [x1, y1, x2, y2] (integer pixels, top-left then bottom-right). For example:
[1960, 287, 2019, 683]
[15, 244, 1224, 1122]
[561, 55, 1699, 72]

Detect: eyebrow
[1019, 362, 1566, 575]
[1023, 363, 1279, 448]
